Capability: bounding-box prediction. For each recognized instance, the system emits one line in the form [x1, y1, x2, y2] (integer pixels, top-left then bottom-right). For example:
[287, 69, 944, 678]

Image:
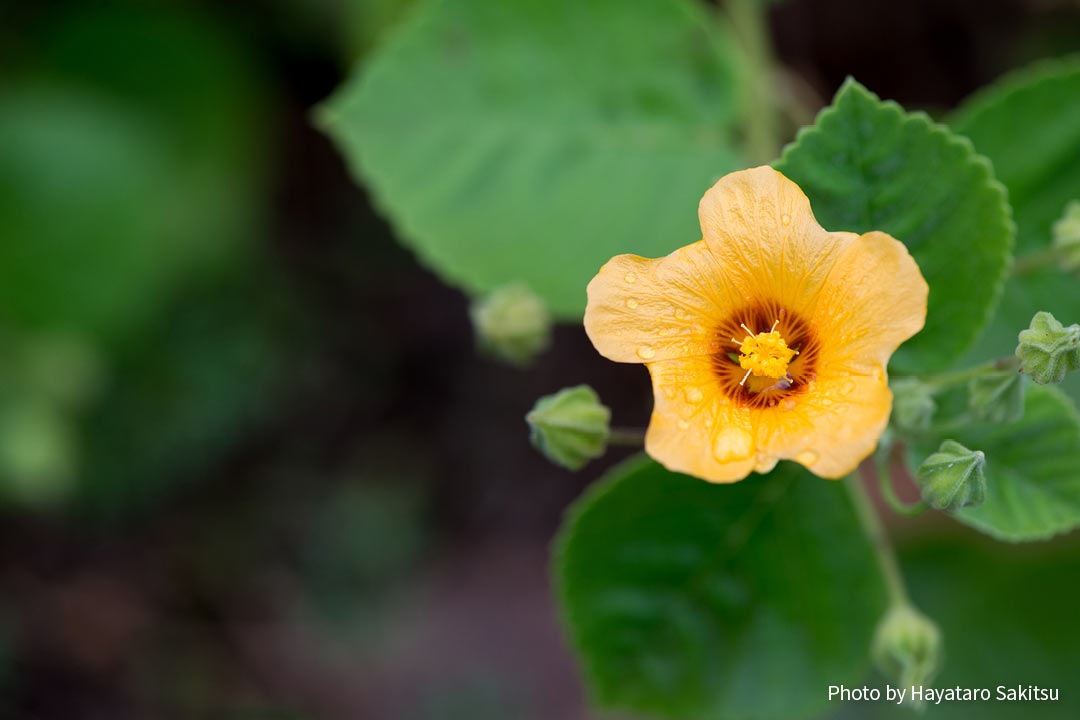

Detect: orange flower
[584, 166, 928, 482]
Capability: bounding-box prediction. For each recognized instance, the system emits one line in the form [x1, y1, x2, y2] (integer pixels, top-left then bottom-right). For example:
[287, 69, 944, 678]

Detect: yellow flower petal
[812, 230, 929, 371]
[759, 371, 892, 478]
[698, 166, 852, 310]
[644, 355, 757, 483]
[584, 240, 742, 364]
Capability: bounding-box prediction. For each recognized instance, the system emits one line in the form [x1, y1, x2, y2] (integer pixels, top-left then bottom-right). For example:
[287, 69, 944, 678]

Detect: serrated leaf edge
[776, 78, 1016, 373]
[955, 384, 1080, 543]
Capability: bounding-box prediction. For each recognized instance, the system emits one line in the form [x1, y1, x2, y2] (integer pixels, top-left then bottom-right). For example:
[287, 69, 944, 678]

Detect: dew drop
[779, 398, 797, 412]
[704, 417, 714, 428]
[674, 308, 687, 320]
[637, 345, 656, 359]
[781, 213, 791, 226]
[684, 387, 704, 403]
[625, 298, 639, 309]
[796, 449, 819, 466]
[624, 272, 637, 284]
[712, 428, 753, 462]
[840, 379, 857, 395]
[872, 365, 885, 382]
[754, 455, 778, 473]
[677, 419, 690, 430]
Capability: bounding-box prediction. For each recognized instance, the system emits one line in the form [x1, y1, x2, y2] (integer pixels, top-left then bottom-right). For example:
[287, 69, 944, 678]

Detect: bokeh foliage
[321, 0, 745, 318]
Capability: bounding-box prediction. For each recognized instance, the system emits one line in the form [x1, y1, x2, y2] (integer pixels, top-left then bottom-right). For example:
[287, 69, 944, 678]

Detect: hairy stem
[727, 0, 780, 164]
[1013, 247, 1062, 276]
[921, 355, 1019, 392]
[844, 473, 910, 608]
[608, 427, 646, 446]
[873, 448, 928, 517]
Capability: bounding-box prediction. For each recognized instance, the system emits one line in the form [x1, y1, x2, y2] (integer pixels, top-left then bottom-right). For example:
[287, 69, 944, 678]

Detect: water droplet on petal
[841, 379, 857, 395]
[637, 345, 655, 359]
[624, 272, 636, 284]
[754, 454, 777, 473]
[674, 308, 687, 320]
[677, 419, 690, 430]
[796, 449, 819, 466]
[684, 387, 704, 403]
[780, 398, 797, 412]
[712, 428, 753, 462]
[626, 298, 638, 309]
[781, 213, 791, 226]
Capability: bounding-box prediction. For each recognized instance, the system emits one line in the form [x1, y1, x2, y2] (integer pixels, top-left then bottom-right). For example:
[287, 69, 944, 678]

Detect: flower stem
[727, 0, 780, 164]
[874, 448, 928, 517]
[1013, 247, 1063, 275]
[844, 473, 910, 608]
[608, 427, 646, 446]
[921, 356, 1019, 392]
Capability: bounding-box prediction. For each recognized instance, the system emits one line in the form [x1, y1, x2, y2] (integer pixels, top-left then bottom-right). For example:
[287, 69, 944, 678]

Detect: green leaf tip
[526, 385, 610, 471]
[1017, 311, 1080, 385]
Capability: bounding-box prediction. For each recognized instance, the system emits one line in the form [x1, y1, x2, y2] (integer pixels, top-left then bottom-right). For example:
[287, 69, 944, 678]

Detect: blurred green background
[1, 0, 1079, 718]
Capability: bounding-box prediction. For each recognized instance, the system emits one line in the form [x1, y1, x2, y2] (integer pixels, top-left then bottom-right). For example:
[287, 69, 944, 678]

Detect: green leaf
[320, 0, 743, 318]
[950, 57, 1080, 405]
[555, 455, 885, 720]
[909, 384, 1080, 542]
[775, 79, 1014, 373]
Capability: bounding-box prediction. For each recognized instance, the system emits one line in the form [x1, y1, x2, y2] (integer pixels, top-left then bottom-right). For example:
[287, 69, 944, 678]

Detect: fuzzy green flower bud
[916, 439, 986, 512]
[1052, 200, 1080, 273]
[470, 283, 552, 366]
[1016, 311, 1080, 385]
[969, 371, 1024, 423]
[526, 385, 610, 470]
[0, 401, 75, 505]
[873, 604, 943, 701]
[890, 378, 936, 432]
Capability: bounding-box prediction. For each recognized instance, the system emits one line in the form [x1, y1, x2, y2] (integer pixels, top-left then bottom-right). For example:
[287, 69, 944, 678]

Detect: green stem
[1013, 247, 1062, 275]
[843, 474, 910, 607]
[921, 356, 1018, 392]
[874, 448, 928, 517]
[608, 427, 646, 446]
[727, 0, 780, 164]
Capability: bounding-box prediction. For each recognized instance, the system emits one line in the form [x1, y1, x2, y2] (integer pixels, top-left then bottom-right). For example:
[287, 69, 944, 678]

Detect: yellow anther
[736, 320, 797, 384]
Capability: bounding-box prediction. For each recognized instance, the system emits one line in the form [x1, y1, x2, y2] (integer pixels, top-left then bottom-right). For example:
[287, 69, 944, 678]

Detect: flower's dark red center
[711, 300, 820, 409]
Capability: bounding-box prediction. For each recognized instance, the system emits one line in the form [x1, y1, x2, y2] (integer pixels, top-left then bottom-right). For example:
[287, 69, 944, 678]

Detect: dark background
[1, 0, 1078, 718]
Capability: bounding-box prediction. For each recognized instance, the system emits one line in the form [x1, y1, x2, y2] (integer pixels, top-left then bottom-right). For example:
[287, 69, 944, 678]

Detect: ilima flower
[584, 167, 928, 482]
